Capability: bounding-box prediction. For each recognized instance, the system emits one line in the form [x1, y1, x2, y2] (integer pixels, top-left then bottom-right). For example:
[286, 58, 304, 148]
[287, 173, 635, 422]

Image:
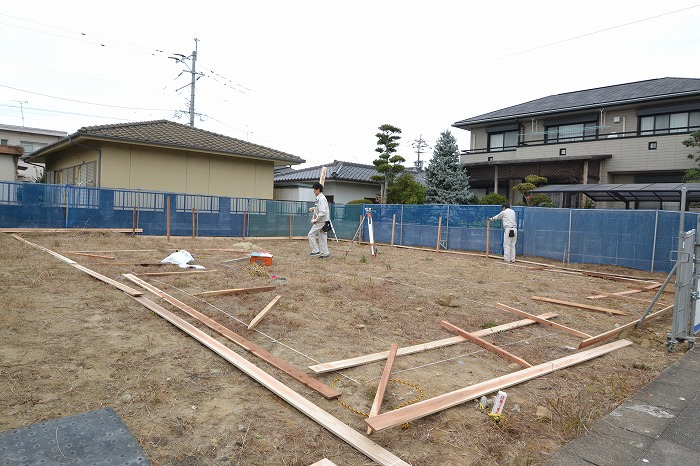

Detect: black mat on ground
[0, 407, 150, 465]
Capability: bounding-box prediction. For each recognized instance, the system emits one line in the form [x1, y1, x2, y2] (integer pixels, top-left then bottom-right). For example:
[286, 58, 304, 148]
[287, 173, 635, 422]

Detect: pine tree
[425, 130, 471, 204]
[371, 124, 405, 203]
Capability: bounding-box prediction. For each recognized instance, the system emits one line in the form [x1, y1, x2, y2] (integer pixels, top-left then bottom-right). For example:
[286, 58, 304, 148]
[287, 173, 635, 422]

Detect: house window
[19, 141, 48, 155]
[488, 130, 519, 151]
[648, 141, 657, 150]
[640, 111, 700, 135]
[52, 162, 97, 186]
[545, 122, 597, 143]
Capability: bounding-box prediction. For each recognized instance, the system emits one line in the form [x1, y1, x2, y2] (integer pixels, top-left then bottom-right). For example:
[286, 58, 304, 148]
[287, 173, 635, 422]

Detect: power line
[0, 84, 178, 111]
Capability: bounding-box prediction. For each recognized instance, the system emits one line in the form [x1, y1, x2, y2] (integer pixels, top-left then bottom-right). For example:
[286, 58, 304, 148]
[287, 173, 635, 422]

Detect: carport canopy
[532, 183, 700, 207]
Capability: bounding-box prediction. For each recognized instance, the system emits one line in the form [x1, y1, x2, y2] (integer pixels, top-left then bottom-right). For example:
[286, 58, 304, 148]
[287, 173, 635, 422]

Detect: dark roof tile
[454, 77, 700, 127]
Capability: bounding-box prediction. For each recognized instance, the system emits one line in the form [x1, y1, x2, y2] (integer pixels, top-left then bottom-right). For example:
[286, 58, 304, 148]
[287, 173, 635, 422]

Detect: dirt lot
[0, 231, 686, 465]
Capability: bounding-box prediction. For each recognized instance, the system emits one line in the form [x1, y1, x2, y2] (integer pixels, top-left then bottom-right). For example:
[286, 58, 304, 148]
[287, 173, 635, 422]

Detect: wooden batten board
[494, 303, 590, 339]
[130, 294, 409, 466]
[365, 339, 632, 432]
[123, 274, 339, 400]
[580, 271, 655, 284]
[137, 270, 217, 276]
[587, 289, 645, 299]
[11, 234, 143, 296]
[578, 305, 673, 349]
[441, 321, 531, 368]
[367, 343, 399, 434]
[308, 313, 558, 373]
[532, 296, 629, 316]
[66, 252, 116, 260]
[1, 228, 142, 233]
[248, 295, 282, 329]
[310, 460, 337, 466]
[196, 285, 276, 298]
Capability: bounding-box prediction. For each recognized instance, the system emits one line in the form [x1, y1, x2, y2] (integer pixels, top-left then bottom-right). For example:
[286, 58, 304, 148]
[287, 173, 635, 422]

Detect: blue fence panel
[1, 181, 697, 273]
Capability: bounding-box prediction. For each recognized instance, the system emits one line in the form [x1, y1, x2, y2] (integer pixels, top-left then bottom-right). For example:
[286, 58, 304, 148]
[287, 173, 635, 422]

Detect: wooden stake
[132, 206, 137, 236]
[166, 196, 171, 241]
[367, 343, 399, 434]
[436, 216, 442, 251]
[289, 213, 293, 240]
[364, 339, 632, 432]
[191, 207, 196, 239]
[242, 211, 247, 239]
[248, 295, 282, 329]
[441, 320, 531, 368]
[391, 214, 396, 246]
[486, 219, 490, 257]
[319, 166, 327, 186]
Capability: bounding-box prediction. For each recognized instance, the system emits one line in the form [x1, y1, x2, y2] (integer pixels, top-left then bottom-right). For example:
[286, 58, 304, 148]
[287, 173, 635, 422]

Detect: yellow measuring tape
[331, 377, 424, 429]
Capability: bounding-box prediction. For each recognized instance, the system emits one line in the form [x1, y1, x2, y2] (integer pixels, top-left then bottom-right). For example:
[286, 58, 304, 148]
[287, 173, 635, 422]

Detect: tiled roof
[274, 161, 382, 184]
[30, 120, 304, 164]
[453, 77, 700, 127]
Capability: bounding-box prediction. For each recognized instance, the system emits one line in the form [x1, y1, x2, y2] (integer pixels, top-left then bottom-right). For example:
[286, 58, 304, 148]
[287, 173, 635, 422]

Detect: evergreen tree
[371, 124, 405, 203]
[387, 172, 425, 204]
[425, 130, 471, 204]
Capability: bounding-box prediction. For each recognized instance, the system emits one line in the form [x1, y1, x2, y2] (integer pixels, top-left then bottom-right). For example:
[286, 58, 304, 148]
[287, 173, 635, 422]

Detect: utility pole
[170, 38, 202, 127]
[14, 100, 28, 126]
[410, 134, 430, 169]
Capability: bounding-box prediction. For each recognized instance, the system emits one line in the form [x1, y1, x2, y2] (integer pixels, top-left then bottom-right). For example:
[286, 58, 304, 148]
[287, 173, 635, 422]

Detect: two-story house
[453, 77, 700, 208]
[0, 124, 67, 181]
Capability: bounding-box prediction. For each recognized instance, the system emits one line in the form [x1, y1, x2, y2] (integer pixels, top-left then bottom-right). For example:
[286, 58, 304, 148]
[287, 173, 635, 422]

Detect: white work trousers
[308, 222, 329, 255]
[503, 229, 517, 262]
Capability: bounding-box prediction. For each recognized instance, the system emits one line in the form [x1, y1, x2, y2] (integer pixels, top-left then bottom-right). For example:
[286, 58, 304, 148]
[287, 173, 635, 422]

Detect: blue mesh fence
[0, 181, 695, 272]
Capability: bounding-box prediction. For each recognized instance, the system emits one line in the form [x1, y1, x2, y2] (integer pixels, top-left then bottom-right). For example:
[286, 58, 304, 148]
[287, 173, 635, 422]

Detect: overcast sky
[2, 1, 699, 168]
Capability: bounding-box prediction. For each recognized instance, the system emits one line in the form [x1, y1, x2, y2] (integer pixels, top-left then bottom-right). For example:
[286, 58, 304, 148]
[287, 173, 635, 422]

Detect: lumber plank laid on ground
[248, 295, 282, 329]
[441, 321, 531, 368]
[11, 234, 143, 296]
[531, 296, 629, 316]
[1, 228, 142, 233]
[131, 294, 409, 466]
[136, 270, 217, 276]
[71, 264, 143, 296]
[367, 343, 399, 435]
[196, 285, 276, 298]
[580, 271, 655, 284]
[66, 252, 116, 260]
[587, 289, 645, 299]
[364, 339, 632, 432]
[494, 303, 590, 339]
[578, 305, 673, 349]
[308, 313, 558, 373]
[123, 275, 339, 400]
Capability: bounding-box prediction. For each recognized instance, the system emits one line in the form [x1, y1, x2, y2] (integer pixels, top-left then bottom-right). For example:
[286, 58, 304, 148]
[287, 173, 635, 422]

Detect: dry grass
[0, 231, 685, 465]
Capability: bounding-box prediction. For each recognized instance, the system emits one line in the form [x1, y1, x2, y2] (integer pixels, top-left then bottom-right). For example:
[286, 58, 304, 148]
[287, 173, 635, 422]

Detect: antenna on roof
[410, 134, 431, 169]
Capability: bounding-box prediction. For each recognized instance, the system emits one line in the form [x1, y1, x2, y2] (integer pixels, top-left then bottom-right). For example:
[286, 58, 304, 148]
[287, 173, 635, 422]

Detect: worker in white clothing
[490, 202, 517, 263]
[308, 182, 330, 258]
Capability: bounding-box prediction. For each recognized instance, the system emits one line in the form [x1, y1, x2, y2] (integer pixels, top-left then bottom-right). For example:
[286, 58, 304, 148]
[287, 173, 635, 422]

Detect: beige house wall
[77, 143, 275, 198]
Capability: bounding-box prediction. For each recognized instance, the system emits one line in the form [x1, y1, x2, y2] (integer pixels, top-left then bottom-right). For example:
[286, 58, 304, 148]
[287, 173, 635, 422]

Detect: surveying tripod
[349, 207, 376, 257]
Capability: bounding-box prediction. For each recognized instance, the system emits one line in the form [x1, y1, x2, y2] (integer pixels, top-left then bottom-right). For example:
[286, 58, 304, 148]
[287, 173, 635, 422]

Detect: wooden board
[196, 285, 276, 298]
[364, 339, 632, 432]
[531, 296, 629, 316]
[124, 274, 339, 400]
[494, 303, 590, 339]
[367, 343, 399, 434]
[308, 313, 558, 373]
[66, 252, 116, 260]
[248, 295, 282, 329]
[441, 321, 531, 368]
[1, 228, 142, 233]
[130, 294, 408, 466]
[578, 305, 673, 349]
[136, 270, 217, 276]
[11, 234, 143, 297]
